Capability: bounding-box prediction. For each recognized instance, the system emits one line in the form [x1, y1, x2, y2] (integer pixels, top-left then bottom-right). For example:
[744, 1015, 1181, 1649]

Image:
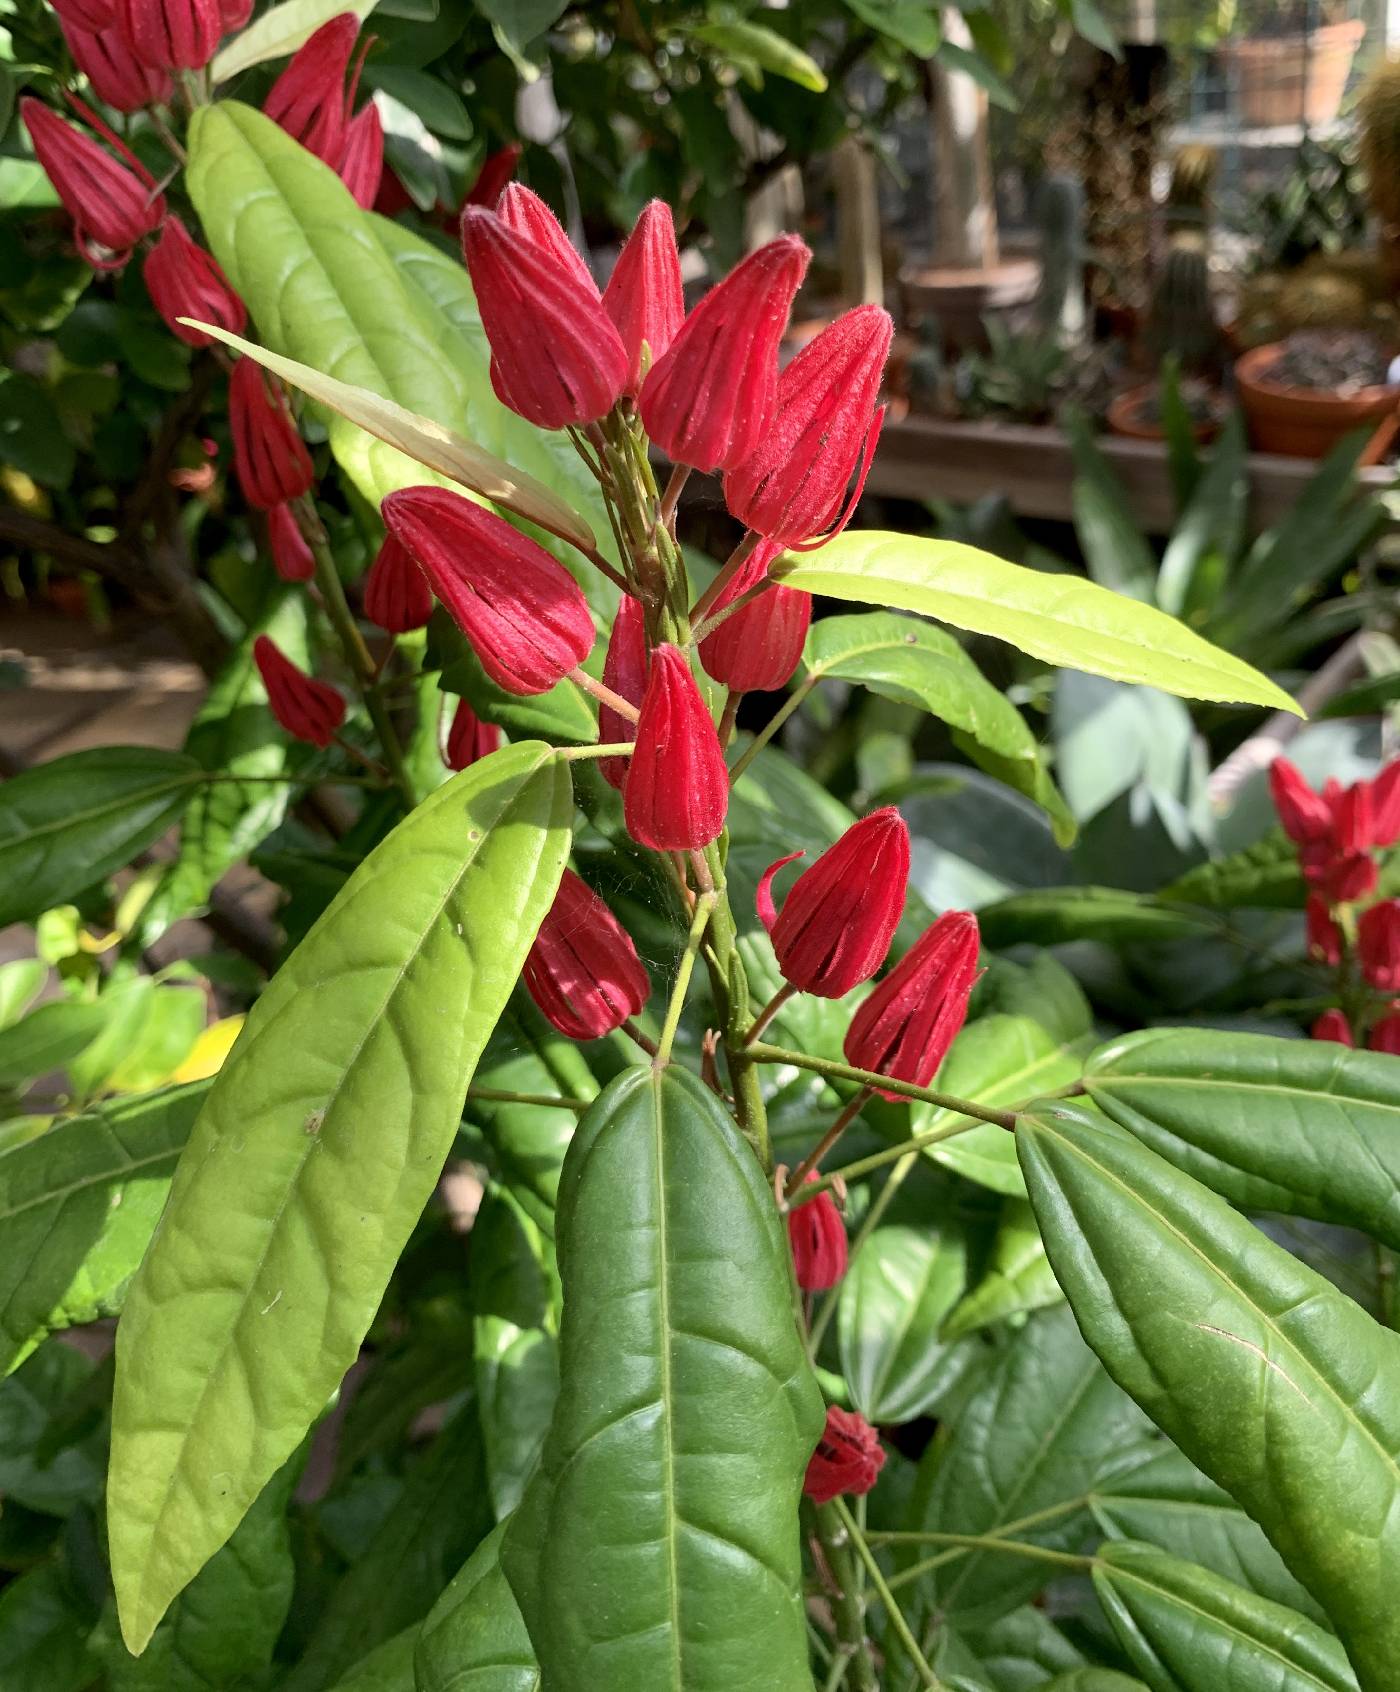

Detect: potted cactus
[1236, 326, 1400, 459]
[1220, 1, 1364, 129]
[1358, 54, 1400, 284]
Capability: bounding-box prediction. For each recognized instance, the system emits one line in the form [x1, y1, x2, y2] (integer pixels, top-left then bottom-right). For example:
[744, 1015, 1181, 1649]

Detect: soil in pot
[1236, 329, 1400, 459]
[899, 258, 1039, 353]
[1107, 378, 1226, 443]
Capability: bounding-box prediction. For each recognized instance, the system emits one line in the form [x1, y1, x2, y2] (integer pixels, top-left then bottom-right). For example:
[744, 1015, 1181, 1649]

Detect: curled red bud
[381, 486, 594, 696]
[444, 697, 501, 771]
[497, 182, 598, 298]
[362, 534, 432, 634]
[844, 910, 980, 1099]
[638, 234, 810, 473]
[1312, 1008, 1354, 1047]
[143, 216, 246, 347]
[698, 537, 809, 694]
[228, 359, 315, 511]
[1359, 900, 1400, 991]
[602, 199, 685, 395]
[1305, 892, 1342, 967]
[267, 502, 314, 582]
[803, 1405, 884, 1504]
[21, 97, 164, 270]
[114, 0, 221, 71]
[598, 593, 647, 790]
[253, 635, 344, 748]
[263, 13, 359, 164]
[337, 98, 383, 210]
[787, 1177, 847, 1292]
[522, 867, 651, 1041]
[51, 0, 171, 110]
[623, 643, 729, 851]
[464, 142, 522, 208]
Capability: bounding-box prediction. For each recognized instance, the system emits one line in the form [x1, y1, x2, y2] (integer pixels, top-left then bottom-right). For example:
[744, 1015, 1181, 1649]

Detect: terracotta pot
[899, 258, 1039, 353]
[1107, 383, 1223, 444]
[1219, 20, 1365, 129]
[1235, 342, 1400, 460]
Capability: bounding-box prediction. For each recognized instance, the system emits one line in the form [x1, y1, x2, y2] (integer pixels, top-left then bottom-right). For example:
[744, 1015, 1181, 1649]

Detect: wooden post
[929, 7, 998, 270]
[834, 135, 883, 304]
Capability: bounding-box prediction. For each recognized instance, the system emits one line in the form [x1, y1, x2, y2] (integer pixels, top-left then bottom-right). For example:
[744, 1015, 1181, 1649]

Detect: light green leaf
[691, 20, 828, 90]
[211, 0, 379, 83]
[0, 747, 202, 929]
[1093, 1541, 1359, 1692]
[942, 1198, 1063, 1339]
[0, 998, 112, 1090]
[0, 960, 46, 1031]
[416, 1521, 540, 1692]
[775, 532, 1301, 714]
[1085, 1028, 1400, 1251]
[109, 743, 572, 1654]
[1019, 1100, 1400, 1689]
[936, 38, 1018, 110]
[501, 1067, 823, 1692]
[1067, 410, 1157, 602]
[841, 0, 940, 55]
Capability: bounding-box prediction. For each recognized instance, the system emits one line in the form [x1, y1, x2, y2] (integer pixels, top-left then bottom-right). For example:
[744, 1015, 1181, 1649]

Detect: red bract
[1269, 757, 1333, 845]
[263, 13, 359, 164]
[1305, 892, 1342, 967]
[267, 502, 314, 582]
[381, 487, 594, 696]
[638, 234, 810, 473]
[114, 0, 220, 70]
[803, 1406, 884, 1504]
[497, 183, 598, 298]
[228, 359, 314, 511]
[143, 216, 246, 347]
[21, 97, 164, 270]
[698, 538, 809, 693]
[58, 0, 114, 28]
[1312, 1009, 1354, 1047]
[337, 99, 383, 209]
[461, 207, 628, 430]
[1370, 1012, 1400, 1054]
[253, 635, 344, 748]
[602, 200, 685, 395]
[51, 1, 171, 110]
[464, 142, 522, 207]
[787, 1177, 847, 1292]
[1358, 900, 1400, 991]
[522, 867, 651, 1041]
[844, 910, 980, 1099]
[725, 304, 891, 549]
[758, 807, 909, 1000]
[1373, 761, 1400, 847]
[623, 644, 729, 851]
[1326, 852, 1377, 905]
[362, 534, 432, 634]
[1332, 781, 1374, 855]
[220, 0, 252, 26]
[444, 698, 501, 771]
[598, 594, 647, 791]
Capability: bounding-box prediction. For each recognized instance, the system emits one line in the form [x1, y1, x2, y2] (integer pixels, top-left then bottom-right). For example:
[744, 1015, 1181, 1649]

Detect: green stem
[745, 980, 798, 1047]
[466, 1087, 589, 1112]
[569, 666, 641, 724]
[787, 1089, 872, 1194]
[831, 1498, 945, 1690]
[808, 1149, 917, 1352]
[813, 1502, 878, 1692]
[654, 890, 717, 1069]
[881, 1532, 1093, 1595]
[691, 529, 758, 626]
[749, 1042, 1018, 1131]
[556, 741, 635, 762]
[728, 674, 818, 785]
[801, 1111, 1010, 1204]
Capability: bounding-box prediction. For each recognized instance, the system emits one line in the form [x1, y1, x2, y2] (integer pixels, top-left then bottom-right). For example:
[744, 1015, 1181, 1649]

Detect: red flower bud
[623, 643, 729, 851]
[803, 1405, 884, 1504]
[253, 634, 344, 748]
[114, 0, 220, 71]
[337, 98, 383, 210]
[460, 207, 628, 430]
[362, 533, 432, 634]
[1373, 762, 1400, 848]
[1305, 892, 1342, 967]
[1326, 852, 1377, 906]
[220, 0, 252, 26]
[263, 13, 358, 164]
[57, 0, 115, 28]
[602, 199, 685, 395]
[787, 1177, 847, 1292]
[381, 486, 594, 696]
[1312, 1008, 1354, 1047]
[698, 537, 810, 694]
[51, 0, 171, 110]
[1370, 1011, 1400, 1055]
[598, 593, 647, 791]
[1358, 900, 1400, 991]
[464, 142, 522, 208]
[444, 697, 501, 771]
[522, 867, 651, 1041]
[638, 234, 810, 473]
[725, 305, 891, 549]
[758, 808, 910, 1000]
[228, 359, 315, 511]
[844, 910, 980, 1100]
[497, 183, 598, 299]
[143, 215, 246, 347]
[1332, 781, 1374, 855]
[1269, 757, 1332, 846]
[21, 97, 164, 270]
[267, 502, 314, 582]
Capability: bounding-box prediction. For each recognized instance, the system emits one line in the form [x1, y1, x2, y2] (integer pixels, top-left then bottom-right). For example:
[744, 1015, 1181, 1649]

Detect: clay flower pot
[899, 258, 1039, 353]
[1235, 342, 1400, 461]
[1220, 20, 1365, 130]
[1107, 382, 1224, 444]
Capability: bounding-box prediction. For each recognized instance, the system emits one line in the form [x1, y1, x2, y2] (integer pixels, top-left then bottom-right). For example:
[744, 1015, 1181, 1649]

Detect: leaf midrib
[0, 772, 197, 853]
[648, 1067, 684, 1690]
[1089, 1071, 1400, 1121]
[1, 1143, 180, 1222]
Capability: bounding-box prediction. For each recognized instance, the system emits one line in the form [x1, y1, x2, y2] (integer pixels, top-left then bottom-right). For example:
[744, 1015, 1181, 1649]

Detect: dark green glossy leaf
[0, 1562, 99, 1691]
[323, 1630, 416, 1692]
[502, 1066, 823, 1691]
[0, 1345, 105, 1515]
[942, 1198, 1063, 1339]
[936, 1604, 1090, 1689]
[0, 747, 201, 928]
[1156, 831, 1303, 910]
[976, 887, 1211, 948]
[1085, 1028, 1400, 1250]
[1044, 1675, 1148, 1692]
[430, 611, 598, 746]
[1067, 410, 1157, 602]
[1019, 1100, 1400, 1689]
[416, 1521, 540, 1692]
[109, 743, 572, 1653]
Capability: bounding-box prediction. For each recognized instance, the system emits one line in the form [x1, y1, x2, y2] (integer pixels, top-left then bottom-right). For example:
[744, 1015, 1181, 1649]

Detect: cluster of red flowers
[1271, 756, 1400, 1049]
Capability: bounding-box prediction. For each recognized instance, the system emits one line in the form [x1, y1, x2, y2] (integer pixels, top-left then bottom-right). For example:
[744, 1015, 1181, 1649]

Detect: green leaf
[0, 748, 202, 929]
[0, 998, 112, 1090]
[0, 373, 75, 489]
[936, 39, 1018, 110]
[108, 743, 572, 1654]
[840, 0, 940, 55]
[976, 887, 1211, 948]
[906, 1303, 1145, 1628]
[1070, 0, 1120, 55]
[501, 1066, 823, 1692]
[0, 1345, 106, 1514]
[837, 1221, 972, 1423]
[942, 1198, 1063, 1339]
[1085, 1028, 1400, 1251]
[691, 21, 828, 90]
[774, 533, 1301, 714]
[1018, 1100, 1400, 1690]
[0, 960, 46, 1032]
[1044, 1676, 1147, 1692]
[323, 1630, 416, 1692]
[432, 610, 598, 745]
[210, 0, 379, 81]
[1156, 830, 1303, 910]
[416, 1521, 540, 1692]
[0, 1083, 208, 1377]
[1318, 670, 1400, 720]
[0, 1563, 99, 1692]
[1093, 1541, 1359, 1692]
[1157, 413, 1248, 620]
[476, 0, 566, 73]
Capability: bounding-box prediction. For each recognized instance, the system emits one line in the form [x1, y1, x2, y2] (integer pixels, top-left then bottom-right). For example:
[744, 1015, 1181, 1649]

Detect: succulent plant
[1358, 56, 1400, 231]
[1148, 233, 1222, 376]
[1278, 270, 1372, 331]
[1032, 172, 1086, 340]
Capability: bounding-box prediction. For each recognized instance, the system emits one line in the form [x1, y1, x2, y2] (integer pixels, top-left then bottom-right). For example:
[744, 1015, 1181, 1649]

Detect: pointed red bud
[602, 199, 685, 395]
[21, 97, 164, 269]
[220, 0, 252, 26]
[724, 305, 890, 549]
[228, 359, 314, 510]
[844, 910, 980, 1099]
[51, 0, 171, 110]
[803, 1406, 884, 1504]
[337, 98, 383, 210]
[381, 487, 594, 695]
[497, 182, 598, 298]
[1312, 1008, 1354, 1047]
[263, 13, 358, 164]
[460, 207, 628, 430]
[1269, 757, 1332, 846]
[1373, 761, 1400, 848]
[1326, 852, 1378, 905]
[638, 234, 810, 472]
[362, 533, 432, 634]
[1305, 892, 1342, 967]
[114, 0, 221, 70]
[623, 643, 729, 851]
[522, 867, 651, 1041]
[444, 697, 501, 771]
[253, 635, 344, 748]
[267, 502, 314, 582]
[759, 808, 909, 1000]
[143, 216, 246, 347]
[698, 537, 810, 693]
[464, 142, 522, 208]
[1358, 900, 1400, 991]
[598, 593, 647, 791]
[788, 1176, 847, 1292]
[56, 0, 115, 28]
[1370, 1011, 1400, 1055]
[1332, 781, 1374, 855]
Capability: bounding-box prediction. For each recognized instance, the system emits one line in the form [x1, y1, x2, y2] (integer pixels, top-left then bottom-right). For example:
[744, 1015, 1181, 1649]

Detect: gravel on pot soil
[1267, 329, 1397, 395]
